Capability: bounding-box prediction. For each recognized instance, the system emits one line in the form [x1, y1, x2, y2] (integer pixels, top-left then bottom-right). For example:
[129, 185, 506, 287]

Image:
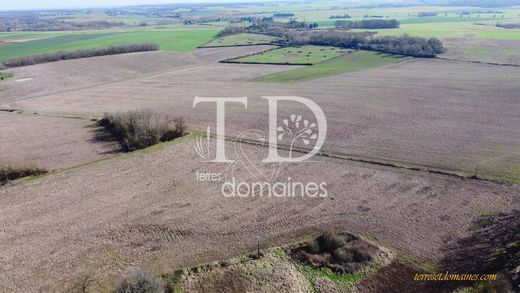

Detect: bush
[0, 165, 47, 185]
[291, 231, 380, 274]
[317, 230, 346, 251]
[99, 110, 186, 152]
[2, 43, 159, 68]
[116, 267, 164, 293]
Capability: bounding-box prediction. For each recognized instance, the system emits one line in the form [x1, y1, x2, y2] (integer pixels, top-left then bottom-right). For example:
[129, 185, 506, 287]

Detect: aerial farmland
[0, 1, 519, 292]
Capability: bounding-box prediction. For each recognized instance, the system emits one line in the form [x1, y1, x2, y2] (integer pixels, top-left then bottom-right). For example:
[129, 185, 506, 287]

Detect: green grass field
[351, 22, 520, 40]
[0, 29, 219, 61]
[204, 33, 278, 47]
[254, 51, 405, 82]
[235, 45, 350, 64]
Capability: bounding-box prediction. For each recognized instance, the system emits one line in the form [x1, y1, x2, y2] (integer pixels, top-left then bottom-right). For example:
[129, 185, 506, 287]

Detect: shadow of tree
[360, 210, 519, 293]
[441, 210, 520, 290]
[88, 124, 121, 155]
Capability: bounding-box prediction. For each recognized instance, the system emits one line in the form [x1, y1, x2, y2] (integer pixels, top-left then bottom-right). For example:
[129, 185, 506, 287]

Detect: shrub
[317, 230, 346, 252]
[0, 165, 47, 185]
[116, 267, 165, 293]
[292, 231, 380, 274]
[99, 110, 186, 152]
[162, 270, 184, 293]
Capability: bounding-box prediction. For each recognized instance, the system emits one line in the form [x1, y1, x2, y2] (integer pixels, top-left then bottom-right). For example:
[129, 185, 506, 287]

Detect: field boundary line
[198, 43, 278, 49]
[436, 56, 520, 67]
[222, 135, 514, 186]
[219, 46, 354, 66]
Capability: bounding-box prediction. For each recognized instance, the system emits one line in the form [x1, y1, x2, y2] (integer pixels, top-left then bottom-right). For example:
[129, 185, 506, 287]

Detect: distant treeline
[329, 14, 352, 19]
[335, 19, 400, 29]
[418, 12, 438, 17]
[1, 44, 159, 68]
[0, 13, 125, 31]
[419, 0, 520, 7]
[496, 22, 520, 29]
[236, 16, 274, 23]
[217, 20, 319, 37]
[219, 21, 444, 58]
[273, 13, 295, 18]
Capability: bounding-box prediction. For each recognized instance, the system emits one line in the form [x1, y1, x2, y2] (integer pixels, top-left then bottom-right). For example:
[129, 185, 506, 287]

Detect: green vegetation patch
[298, 264, 365, 291]
[236, 45, 349, 65]
[254, 50, 405, 82]
[0, 71, 14, 81]
[204, 33, 277, 47]
[0, 29, 218, 60]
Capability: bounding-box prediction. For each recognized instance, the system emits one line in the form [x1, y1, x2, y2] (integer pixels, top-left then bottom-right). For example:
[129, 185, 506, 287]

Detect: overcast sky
[0, 0, 260, 11]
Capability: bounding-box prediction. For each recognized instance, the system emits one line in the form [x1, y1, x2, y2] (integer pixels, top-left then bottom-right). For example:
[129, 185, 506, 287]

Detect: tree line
[496, 22, 520, 29]
[0, 13, 125, 32]
[1, 44, 159, 68]
[283, 30, 444, 57]
[335, 19, 400, 29]
[218, 21, 445, 58]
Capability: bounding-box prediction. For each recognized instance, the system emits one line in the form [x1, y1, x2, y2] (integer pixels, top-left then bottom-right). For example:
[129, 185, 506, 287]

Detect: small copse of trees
[418, 12, 438, 17]
[283, 30, 444, 58]
[2, 43, 159, 68]
[364, 34, 444, 58]
[99, 110, 187, 152]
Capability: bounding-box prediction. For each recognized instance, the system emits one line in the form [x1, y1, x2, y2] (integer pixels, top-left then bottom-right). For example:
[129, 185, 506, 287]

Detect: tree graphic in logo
[277, 114, 318, 158]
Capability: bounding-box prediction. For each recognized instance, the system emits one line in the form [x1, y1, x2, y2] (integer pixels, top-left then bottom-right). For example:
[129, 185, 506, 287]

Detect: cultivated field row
[2, 46, 518, 182]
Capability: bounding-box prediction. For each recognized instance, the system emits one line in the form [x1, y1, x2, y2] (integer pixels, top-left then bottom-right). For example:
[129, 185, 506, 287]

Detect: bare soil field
[441, 37, 520, 65]
[2, 48, 519, 182]
[0, 138, 518, 292]
[0, 111, 117, 170]
[0, 51, 199, 103]
[0, 44, 519, 291]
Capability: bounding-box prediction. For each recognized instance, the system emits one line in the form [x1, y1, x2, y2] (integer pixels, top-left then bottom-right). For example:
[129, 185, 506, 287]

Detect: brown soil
[0, 138, 518, 292]
[2, 51, 518, 181]
[441, 37, 520, 65]
[0, 111, 117, 170]
[0, 45, 519, 292]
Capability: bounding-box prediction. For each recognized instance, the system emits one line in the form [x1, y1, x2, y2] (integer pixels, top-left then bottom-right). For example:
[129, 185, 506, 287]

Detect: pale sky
[0, 0, 261, 11]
